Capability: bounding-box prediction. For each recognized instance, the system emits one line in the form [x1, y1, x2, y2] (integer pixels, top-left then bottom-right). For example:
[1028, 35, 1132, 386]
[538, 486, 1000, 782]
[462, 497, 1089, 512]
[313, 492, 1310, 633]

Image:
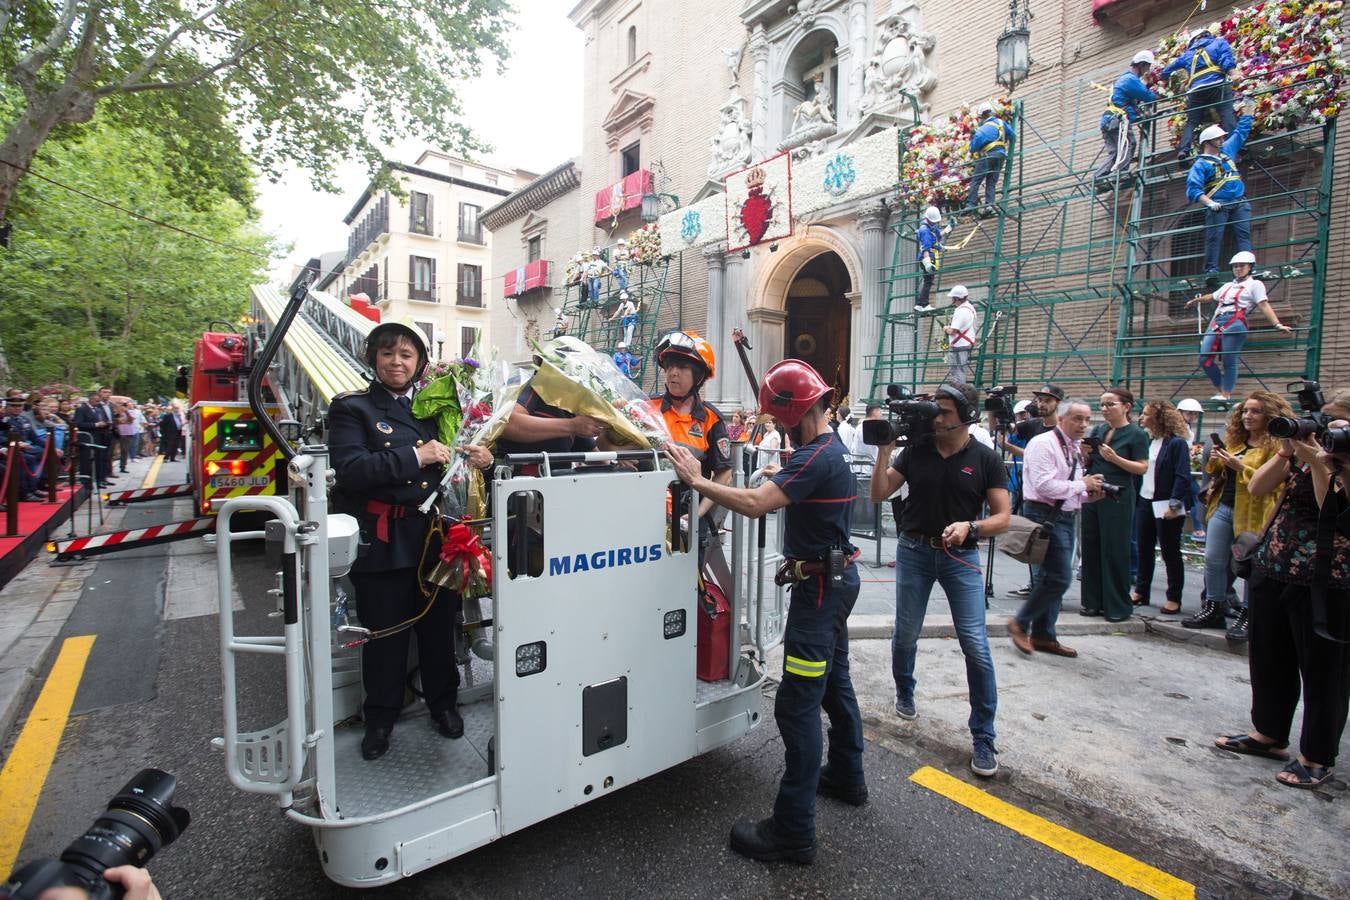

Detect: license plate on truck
[210, 475, 271, 488]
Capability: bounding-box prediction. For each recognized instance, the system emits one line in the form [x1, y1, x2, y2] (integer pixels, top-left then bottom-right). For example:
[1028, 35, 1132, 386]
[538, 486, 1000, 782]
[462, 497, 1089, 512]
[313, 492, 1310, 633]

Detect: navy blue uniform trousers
[772, 566, 864, 839]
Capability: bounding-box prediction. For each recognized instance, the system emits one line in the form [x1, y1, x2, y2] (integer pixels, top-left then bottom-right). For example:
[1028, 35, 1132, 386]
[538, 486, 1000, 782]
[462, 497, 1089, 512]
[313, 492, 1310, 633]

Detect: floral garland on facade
[626, 223, 664, 265]
[896, 97, 1014, 209]
[1148, 1, 1346, 140]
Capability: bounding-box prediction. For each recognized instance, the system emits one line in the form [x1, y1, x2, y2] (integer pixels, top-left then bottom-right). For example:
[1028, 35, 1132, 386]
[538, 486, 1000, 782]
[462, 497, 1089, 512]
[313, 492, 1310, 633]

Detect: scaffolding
[869, 61, 1337, 410]
[557, 249, 677, 391]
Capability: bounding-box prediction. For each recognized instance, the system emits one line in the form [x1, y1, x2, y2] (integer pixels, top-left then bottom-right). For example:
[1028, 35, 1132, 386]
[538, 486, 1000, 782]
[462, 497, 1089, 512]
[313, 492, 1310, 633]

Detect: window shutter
[425, 194, 434, 235]
[429, 258, 437, 301]
[409, 256, 416, 298]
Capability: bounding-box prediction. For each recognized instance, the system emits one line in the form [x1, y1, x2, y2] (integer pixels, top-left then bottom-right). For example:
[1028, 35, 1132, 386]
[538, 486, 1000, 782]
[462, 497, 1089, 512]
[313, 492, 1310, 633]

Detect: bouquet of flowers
[1148, 2, 1347, 142]
[1190, 442, 1206, 473]
[896, 97, 1014, 209]
[529, 336, 670, 448]
[626, 223, 664, 265]
[427, 521, 492, 598]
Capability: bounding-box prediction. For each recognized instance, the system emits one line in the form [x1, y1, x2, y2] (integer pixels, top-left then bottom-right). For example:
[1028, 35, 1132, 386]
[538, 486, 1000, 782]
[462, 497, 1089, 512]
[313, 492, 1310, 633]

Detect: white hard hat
[1013, 400, 1032, 414]
[616, 341, 627, 349]
[1178, 398, 1204, 412]
[1230, 250, 1256, 266]
[924, 206, 942, 223]
[976, 101, 994, 116]
[1132, 49, 1156, 66]
[1199, 124, 1227, 144]
[948, 285, 969, 299]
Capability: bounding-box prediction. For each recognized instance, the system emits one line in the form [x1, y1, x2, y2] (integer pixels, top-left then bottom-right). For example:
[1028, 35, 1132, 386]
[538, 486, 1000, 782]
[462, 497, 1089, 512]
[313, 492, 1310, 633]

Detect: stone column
[845, 289, 863, 401]
[703, 242, 728, 404]
[857, 199, 891, 399]
[845, 0, 869, 125]
[749, 25, 770, 160]
[746, 306, 788, 401]
[723, 251, 752, 408]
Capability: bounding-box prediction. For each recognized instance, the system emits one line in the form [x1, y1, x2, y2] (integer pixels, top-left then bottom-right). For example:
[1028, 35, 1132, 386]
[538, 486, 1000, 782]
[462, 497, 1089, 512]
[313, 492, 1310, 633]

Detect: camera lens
[1268, 416, 1317, 440]
[1321, 425, 1350, 455]
[57, 769, 189, 888]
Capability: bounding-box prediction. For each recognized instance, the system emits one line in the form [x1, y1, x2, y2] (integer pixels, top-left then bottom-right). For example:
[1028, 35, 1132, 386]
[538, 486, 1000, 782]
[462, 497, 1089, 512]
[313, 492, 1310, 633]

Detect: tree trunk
[0, 83, 97, 220]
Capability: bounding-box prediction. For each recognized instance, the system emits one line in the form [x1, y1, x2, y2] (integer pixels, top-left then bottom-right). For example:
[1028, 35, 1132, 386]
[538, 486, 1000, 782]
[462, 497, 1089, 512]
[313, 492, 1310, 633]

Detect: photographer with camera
[1080, 388, 1148, 621]
[1132, 401, 1196, 614]
[869, 382, 1010, 776]
[1008, 399, 1104, 659]
[1213, 390, 1350, 789]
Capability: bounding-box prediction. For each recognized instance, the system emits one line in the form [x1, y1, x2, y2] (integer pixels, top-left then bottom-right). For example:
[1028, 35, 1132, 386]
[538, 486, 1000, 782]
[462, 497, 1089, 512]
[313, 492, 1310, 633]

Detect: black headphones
[936, 384, 979, 425]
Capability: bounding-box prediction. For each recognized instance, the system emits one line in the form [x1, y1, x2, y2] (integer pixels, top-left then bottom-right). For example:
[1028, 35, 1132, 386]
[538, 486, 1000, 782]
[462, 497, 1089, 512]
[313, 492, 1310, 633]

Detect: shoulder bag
[1000, 431, 1077, 566]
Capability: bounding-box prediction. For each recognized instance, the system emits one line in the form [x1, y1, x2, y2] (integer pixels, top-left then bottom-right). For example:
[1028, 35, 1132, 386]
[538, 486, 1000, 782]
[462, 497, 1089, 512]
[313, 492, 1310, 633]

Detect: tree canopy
[0, 0, 514, 219]
[0, 117, 275, 397]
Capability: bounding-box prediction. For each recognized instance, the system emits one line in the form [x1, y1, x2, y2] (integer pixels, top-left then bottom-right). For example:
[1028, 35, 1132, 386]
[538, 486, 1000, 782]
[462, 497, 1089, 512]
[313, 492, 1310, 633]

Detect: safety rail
[215, 496, 307, 800]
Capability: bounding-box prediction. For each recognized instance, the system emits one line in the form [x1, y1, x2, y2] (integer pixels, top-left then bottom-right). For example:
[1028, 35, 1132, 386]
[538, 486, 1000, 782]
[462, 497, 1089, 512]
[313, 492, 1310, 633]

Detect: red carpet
[0, 484, 88, 590]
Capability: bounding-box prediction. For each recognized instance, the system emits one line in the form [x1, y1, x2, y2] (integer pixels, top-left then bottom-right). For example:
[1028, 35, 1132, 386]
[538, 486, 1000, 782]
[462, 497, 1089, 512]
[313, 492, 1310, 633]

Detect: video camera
[862, 384, 940, 446]
[1, 769, 188, 900]
[984, 385, 1017, 428]
[1268, 380, 1329, 441]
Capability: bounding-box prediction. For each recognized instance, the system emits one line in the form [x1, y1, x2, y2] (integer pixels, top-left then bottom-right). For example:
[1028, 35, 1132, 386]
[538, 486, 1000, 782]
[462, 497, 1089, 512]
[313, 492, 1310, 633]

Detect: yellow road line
[141, 454, 163, 490]
[909, 766, 1195, 900]
[0, 635, 96, 874]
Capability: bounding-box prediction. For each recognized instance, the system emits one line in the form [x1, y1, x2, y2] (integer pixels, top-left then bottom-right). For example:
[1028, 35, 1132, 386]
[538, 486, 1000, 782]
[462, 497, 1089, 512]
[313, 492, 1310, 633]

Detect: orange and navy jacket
[648, 394, 733, 479]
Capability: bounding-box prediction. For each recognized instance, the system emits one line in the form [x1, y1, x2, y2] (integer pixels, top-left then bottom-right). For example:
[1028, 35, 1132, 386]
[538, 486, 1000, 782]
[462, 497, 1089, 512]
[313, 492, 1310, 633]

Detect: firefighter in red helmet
[647, 330, 733, 553]
[666, 358, 863, 864]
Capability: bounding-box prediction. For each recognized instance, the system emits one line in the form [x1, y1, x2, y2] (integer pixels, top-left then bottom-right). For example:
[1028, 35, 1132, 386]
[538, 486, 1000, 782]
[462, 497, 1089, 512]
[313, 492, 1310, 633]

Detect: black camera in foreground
[1269, 380, 1331, 442]
[1322, 425, 1350, 455]
[1099, 483, 1123, 499]
[862, 384, 940, 446]
[1, 769, 188, 900]
[984, 385, 1017, 426]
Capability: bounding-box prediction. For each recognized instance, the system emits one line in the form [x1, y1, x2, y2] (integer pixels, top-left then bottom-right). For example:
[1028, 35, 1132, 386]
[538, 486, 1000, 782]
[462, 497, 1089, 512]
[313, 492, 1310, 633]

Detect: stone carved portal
[785, 252, 852, 401]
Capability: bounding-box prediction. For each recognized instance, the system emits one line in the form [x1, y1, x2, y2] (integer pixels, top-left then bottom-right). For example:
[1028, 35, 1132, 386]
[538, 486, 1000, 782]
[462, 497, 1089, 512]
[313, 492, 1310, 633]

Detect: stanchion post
[5, 428, 20, 536]
[45, 432, 59, 502]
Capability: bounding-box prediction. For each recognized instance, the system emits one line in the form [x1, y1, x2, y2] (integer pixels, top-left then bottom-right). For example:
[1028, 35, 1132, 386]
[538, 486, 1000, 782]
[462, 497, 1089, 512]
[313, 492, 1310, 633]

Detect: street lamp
[640, 190, 680, 224]
[996, 0, 1033, 93]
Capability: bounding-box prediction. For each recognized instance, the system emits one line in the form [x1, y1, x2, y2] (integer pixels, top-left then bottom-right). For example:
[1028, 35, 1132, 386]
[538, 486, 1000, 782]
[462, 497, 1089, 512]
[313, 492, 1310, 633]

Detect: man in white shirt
[943, 286, 978, 385]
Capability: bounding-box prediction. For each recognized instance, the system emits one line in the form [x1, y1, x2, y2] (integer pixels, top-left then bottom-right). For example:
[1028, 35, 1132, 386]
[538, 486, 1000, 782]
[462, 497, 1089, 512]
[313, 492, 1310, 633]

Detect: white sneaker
[913, 305, 933, 313]
[1210, 394, 1228, 401]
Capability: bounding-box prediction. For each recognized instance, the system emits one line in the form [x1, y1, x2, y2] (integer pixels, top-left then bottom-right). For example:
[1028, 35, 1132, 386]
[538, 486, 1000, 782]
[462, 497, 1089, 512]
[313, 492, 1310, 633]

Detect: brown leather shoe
[1031, 638, 1078, 658]
[1007, 618, 1033, 655]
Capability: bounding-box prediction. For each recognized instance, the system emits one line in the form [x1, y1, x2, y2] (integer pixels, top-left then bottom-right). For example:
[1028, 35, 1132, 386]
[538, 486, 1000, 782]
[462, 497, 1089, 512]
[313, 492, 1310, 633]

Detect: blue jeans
[965, 154, 1003, 208]
[1189, 476, 1206, 533]
[1199, 315, 1249, 393]
[1203, 200, 1251, 273]
[773, 566, 863, 840]
[1015, 505, 1077, 641]
[892, 536, 997, 744]
[614, 265, 628, 291]
[1204, 502, 1244, 611]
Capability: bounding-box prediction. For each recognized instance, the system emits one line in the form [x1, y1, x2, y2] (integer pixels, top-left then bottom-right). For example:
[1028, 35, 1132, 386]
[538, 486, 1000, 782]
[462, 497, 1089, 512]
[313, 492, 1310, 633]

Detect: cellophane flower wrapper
[529, 337, 671, 449]
[896, 97, 1013, 209]
[1147, 2, 1347, 142]
[427, 521, 493, 598]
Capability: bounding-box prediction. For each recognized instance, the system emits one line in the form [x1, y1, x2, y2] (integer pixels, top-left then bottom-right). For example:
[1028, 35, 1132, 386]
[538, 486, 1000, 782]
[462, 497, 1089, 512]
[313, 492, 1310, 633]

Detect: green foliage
[1, 0, 515, 214]
[0, 119, 276, 396]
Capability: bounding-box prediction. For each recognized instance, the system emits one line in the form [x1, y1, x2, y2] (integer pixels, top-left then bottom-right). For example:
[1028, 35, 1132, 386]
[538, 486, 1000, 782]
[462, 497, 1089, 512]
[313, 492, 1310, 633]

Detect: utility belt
[775, 548, 860, 586]
[366, 499, 428, 543]
[904, 530, 977, 550]
[1104, 102, 1127, 119]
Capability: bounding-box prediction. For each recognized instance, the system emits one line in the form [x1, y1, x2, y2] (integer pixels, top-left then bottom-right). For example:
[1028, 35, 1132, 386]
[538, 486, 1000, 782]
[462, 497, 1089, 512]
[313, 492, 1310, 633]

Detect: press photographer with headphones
[869, 382, 1010, 777]
[329, 321, 494, 762]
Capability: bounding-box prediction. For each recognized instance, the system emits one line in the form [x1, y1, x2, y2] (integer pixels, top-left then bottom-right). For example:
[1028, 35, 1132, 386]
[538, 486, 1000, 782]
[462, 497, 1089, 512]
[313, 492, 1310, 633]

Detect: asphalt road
[9, 526, 1152, 899]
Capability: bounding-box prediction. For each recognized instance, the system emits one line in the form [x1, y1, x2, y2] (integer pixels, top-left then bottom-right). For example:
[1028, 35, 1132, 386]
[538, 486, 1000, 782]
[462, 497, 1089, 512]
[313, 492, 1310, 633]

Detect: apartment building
[333, 152, 534, 361]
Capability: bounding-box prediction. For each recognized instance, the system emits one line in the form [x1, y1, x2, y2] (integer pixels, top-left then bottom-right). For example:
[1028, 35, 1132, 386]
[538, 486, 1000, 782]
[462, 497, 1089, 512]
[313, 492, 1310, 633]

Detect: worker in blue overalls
[1093, 50, 1158, 190]
[1160, 29, 1238, 162]
[963, 102, 1013, 216]
[1186, 99, 1254, 275]
[913, 206, 950, 313]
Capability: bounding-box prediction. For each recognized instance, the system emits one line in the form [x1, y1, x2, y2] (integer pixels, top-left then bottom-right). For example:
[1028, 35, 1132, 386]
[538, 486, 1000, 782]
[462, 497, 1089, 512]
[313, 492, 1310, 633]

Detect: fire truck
[212, 280, 787, 887]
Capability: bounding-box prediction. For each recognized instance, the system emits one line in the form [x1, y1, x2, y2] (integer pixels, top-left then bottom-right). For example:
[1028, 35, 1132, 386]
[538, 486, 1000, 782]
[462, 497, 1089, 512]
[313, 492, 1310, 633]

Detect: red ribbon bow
[439, 522, 492, 592]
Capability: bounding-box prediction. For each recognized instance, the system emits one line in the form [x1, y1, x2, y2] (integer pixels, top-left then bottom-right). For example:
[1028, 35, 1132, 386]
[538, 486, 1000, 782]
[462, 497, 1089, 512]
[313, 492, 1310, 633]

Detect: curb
[1145, 617, 1247, 655]
[848, 614, 1149, 641]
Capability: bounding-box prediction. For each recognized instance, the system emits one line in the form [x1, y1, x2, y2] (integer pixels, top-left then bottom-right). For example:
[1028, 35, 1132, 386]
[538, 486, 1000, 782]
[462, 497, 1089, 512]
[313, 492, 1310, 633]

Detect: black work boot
[817, 768, 868, 806]
[1182, 598, 1226, 630]
[1226, 607, 1251, 643]
[729, 817, 816, 864]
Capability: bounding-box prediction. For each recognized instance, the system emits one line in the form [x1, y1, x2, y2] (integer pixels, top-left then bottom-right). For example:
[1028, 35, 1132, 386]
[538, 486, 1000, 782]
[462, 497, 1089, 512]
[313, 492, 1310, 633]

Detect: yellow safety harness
[1187, 47, 1224, 87]
[1104, 101, 1127, 118]
[1200, 152, 1242, 195]
[976, 119, 1008, 157]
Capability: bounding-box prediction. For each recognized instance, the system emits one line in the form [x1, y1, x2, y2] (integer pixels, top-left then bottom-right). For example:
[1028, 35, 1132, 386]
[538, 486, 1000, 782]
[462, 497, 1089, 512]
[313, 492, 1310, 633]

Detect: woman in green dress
[1080, 387, 1149, 621]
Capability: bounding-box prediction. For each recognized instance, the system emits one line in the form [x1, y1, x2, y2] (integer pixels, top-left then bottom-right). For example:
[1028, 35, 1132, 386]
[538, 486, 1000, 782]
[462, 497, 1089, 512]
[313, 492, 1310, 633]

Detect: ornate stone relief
[779, 72, 837, 152]
[707, 43, 754, 178]
[858, 1, 938, 118]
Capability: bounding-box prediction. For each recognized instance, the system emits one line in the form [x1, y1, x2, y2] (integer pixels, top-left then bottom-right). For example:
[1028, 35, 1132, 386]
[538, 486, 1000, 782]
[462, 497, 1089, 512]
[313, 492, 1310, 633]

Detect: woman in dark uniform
[329, 321, 492, 761]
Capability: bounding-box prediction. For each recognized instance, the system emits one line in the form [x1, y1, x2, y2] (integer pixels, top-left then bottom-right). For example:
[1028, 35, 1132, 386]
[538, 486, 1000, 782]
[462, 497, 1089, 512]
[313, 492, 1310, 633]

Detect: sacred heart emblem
[739, 167, 772, 246]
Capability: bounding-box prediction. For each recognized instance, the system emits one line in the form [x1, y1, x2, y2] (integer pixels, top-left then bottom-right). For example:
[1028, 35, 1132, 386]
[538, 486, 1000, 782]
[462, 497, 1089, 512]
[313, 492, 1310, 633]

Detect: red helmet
[758, 359, 830, 428]
[654, 330, 715, 380]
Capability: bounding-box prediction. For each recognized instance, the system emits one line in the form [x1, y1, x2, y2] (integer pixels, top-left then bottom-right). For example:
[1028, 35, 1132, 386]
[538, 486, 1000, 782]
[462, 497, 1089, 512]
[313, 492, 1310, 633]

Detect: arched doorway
[785, 252, 852, 400]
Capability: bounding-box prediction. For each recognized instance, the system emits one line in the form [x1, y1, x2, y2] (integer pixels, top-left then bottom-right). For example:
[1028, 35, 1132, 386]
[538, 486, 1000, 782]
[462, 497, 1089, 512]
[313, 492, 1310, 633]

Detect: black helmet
[364, 320, 429, 382]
